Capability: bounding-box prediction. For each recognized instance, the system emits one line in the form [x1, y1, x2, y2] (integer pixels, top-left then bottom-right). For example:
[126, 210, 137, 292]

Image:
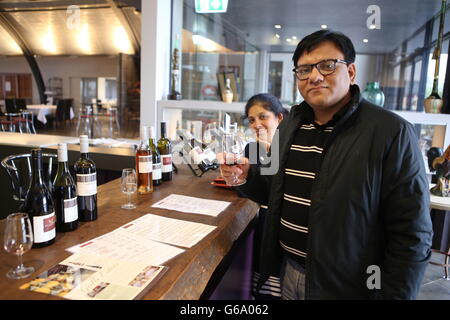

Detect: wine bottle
[21, 149, 56, 248]
[53, 143, 78, 232]
[74, 135, 98, 221]
[149, 126, 162, 186]
[158, 122, 173, 181]
[136, 126, 153, 194]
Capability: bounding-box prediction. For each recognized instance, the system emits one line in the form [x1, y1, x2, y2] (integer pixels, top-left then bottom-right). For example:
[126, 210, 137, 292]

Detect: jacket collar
[291, 84, 362, 128]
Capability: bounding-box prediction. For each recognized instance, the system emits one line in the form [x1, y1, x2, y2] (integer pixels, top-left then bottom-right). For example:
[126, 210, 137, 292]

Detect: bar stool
[4, 112, 21, 132]
[18, 111, 36, 134]
[1, 153, 57, 203]
[0, 110, 14, 132]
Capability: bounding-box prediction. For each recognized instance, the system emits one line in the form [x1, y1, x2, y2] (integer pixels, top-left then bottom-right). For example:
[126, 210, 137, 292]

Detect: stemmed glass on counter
[4, 213, 34, 279]
[121, 168, 137, 209]
[222, 132, 247, 186]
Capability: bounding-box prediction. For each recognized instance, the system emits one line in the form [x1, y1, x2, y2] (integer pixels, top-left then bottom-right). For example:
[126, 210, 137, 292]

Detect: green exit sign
[195, 0, 229, 13]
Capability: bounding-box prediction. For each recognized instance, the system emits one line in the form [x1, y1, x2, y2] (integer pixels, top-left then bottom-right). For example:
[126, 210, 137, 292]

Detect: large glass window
[179, 2, 259, 103]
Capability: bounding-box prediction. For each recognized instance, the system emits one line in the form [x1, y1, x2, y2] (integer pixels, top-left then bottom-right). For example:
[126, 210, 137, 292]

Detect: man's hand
[217, 152, 250, 186]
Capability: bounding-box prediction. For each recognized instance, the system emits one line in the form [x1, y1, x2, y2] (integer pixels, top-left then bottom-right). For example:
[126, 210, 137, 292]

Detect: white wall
[354, 54, 380, 91]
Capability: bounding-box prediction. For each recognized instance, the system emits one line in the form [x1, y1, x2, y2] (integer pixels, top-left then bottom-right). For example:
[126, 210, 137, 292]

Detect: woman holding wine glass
[220, 93, 288, 299]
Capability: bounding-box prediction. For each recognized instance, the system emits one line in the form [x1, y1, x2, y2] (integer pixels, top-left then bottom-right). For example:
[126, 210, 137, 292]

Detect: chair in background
[4, 98, 22, 132]
[64, 99, 74, 126]
[15, 99, 27, 111]
[0, 110, 15, 132]
[55, 99, 65, 128]
[19, 111, 36, 134]
[5, 99, 17, 114]
[1, 153, 57, 203]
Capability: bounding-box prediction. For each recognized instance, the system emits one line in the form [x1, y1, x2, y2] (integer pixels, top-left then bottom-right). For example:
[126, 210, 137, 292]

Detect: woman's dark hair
[244, 93, 289, 118]
[292, 30, 356, 68]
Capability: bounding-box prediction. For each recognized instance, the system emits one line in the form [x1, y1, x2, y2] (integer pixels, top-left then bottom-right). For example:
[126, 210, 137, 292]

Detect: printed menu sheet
[20, 213, 218, 299]
[68, 213, 217, 250]
[118, 213, 217, 248]
[152, 194, 231, 217]
[66, 229, 186, 265]
[19, 257, 166, 300]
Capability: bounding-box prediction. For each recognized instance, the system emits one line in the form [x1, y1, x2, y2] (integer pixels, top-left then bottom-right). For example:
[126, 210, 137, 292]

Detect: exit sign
[195, 0, 229, 13]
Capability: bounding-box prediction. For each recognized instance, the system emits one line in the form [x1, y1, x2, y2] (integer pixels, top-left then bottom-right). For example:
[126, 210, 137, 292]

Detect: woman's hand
[217, 152, 250, 186]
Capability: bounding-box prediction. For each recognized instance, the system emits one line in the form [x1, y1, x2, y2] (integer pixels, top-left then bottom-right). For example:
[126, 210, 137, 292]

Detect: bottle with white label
[53, 143, 78, 232]
[158, 122, 173, 181]
[149, 126, 162, 186]
[136, 126, 153, 194]
[20, 148, 56, 248]
[74, 135, 98, 221]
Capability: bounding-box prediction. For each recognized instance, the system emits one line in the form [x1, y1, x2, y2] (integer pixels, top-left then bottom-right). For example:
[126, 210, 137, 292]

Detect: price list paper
[151, 194, 231, 217]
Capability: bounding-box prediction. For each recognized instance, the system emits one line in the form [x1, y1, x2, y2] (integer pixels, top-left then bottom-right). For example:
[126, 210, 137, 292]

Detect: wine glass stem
[17, 253, 24, 271]
[127, 193, 131, 206]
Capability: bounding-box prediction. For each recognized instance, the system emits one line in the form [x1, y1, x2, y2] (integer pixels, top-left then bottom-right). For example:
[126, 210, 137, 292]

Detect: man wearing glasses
[220, 30, 432, 299]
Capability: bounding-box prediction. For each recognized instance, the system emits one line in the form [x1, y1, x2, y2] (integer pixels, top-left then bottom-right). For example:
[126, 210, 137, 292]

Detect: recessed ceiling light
[321, 24, 328, 29]
[369, 24, 376, 30]
[274, 24, 282, 29]
[292, 36, 297, 40]
[286, 38, 292, 42]
[363, 38, 369, 43]
[275, 34, 280, 39]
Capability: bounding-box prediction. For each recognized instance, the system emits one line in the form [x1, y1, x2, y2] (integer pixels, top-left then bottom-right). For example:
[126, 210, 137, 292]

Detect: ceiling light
[274, 24, 282, 29]
[363, 38, 369, 43]
[321, 24, 328, 29]
[275, 34, 280, 39]
[292, 36, 297, 40]
[114, 26, 133, 53]
[286, 38, 292, 42]
[369, 24, 376, 30]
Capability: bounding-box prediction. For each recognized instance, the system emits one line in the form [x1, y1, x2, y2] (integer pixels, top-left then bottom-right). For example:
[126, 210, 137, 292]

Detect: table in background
[429, 190, 450, 279]
[27, 105, 74, 125]
[0, 167, 258, 299]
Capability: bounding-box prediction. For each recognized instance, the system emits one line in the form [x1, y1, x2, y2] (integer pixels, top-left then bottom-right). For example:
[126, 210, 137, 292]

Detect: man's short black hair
[292, 30, 356, 67]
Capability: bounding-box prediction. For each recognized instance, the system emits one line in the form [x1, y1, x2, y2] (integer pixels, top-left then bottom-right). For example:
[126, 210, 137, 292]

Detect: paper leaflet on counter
[67, 213, 216, 251]
[152, 194, 231, 217]
[19, 253, 167, 300]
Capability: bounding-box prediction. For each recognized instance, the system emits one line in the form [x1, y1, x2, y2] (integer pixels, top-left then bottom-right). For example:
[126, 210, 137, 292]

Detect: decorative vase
[425, 0, 446, 113]
[361, 82, 385, 107]
[168, 48, 182, 100]
[223, 78, 233, 103]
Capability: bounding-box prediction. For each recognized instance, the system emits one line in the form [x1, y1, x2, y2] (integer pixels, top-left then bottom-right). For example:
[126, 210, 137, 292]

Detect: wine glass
[121, 168, 137, 209]
[4, 212, 34, 279]
[222, 132, 247, 186]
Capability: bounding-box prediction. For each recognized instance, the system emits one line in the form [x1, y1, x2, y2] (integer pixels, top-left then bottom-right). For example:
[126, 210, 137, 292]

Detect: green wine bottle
[157, 122, 173, 181]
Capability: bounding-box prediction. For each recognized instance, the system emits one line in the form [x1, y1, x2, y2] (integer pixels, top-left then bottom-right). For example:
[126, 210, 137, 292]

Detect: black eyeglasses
[293, 59, 348, 81]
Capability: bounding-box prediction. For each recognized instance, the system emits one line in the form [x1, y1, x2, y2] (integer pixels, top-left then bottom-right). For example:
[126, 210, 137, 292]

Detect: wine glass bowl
[121, 168, 137, 210]
[4, 212, 35, 279]
[222, 132, 247, 186]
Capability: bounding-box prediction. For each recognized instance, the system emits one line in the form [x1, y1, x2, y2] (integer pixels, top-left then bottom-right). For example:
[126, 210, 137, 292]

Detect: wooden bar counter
[0, 167, 259, 300]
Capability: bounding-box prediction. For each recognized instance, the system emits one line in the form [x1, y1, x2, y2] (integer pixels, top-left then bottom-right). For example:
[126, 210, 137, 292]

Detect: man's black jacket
[238, 85, 433, 299]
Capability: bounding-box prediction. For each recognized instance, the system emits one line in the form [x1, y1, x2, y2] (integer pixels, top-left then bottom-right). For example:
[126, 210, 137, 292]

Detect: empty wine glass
[222, 132, 247, 186]
[121, 168, 137, 209]
[4, 212, 34, 279]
